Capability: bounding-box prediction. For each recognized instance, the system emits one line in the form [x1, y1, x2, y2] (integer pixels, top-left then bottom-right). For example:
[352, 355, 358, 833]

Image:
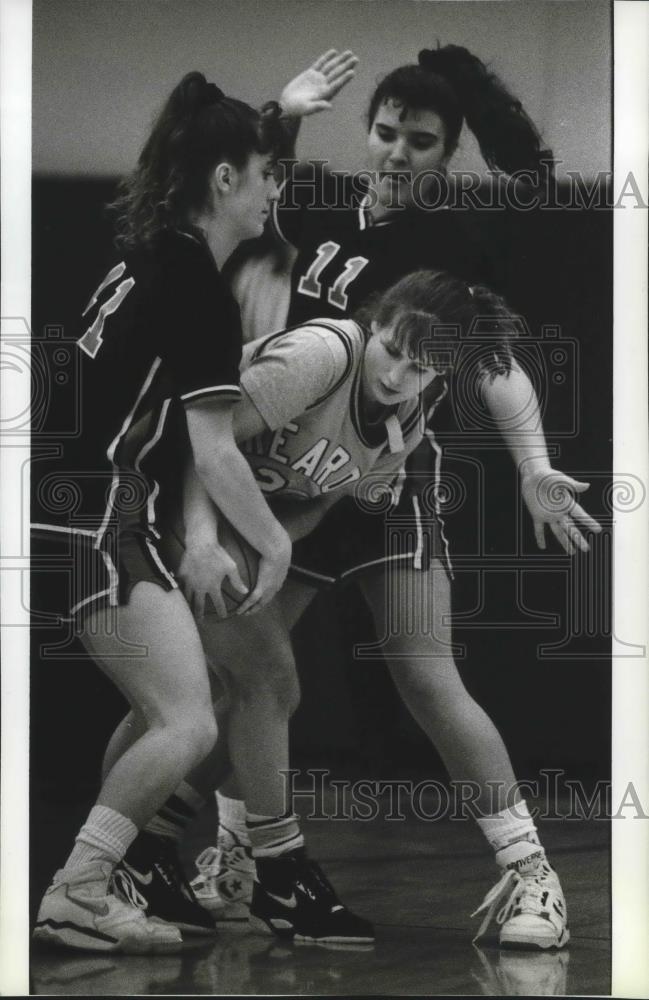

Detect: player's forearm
[481, 366, 552, 480]
[192, 444, 289, 559]
[183, 461, 220, 542]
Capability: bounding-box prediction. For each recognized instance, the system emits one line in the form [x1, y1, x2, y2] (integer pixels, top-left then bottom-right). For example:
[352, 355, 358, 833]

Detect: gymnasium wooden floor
[30, 789, 610, 995]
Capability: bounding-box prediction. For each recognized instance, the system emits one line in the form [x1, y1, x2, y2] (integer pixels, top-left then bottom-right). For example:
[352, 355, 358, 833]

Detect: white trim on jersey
[358, 194, 371, 231]
[101, 547, 120, 608]
[271, 179, 292, 247]
[181, 384, 242, 403]
[288, 565, 337, 586]
[339, 551, 417, 581]
[31, 522, 97, 539]
[412, 495, 424, 571]
[96, 357, 162, 549]
[134, 396, 172, 531]
[425, 430, 454, 579]
[69, 588, 111, 619]
[145, 536, 177, 588]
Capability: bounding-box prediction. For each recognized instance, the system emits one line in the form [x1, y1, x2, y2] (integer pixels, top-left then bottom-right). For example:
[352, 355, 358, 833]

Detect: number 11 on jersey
[298, 241, 369, 311]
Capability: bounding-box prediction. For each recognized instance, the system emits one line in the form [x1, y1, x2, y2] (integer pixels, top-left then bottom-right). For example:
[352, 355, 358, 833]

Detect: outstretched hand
[521, 469, 602, 554]
[280, 49, 358, 118]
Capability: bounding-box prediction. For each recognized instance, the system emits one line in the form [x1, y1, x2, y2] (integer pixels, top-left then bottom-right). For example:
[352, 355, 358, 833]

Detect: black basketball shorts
[31, 521, 178, 625]
[289, 489, 454, 588]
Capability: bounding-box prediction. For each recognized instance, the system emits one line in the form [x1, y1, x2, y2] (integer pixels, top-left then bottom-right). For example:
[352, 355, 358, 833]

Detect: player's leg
[359, 562, 569, 949]
[34, 582, 218, 953]
[191, 589, 373, 943]
[359, 563, 518, 808]
[190, 577, 321, 922]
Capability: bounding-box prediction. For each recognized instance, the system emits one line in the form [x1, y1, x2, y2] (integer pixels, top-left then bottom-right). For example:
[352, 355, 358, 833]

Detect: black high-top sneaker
[249, 848, 374, 945]
[115, 831, 215, 935]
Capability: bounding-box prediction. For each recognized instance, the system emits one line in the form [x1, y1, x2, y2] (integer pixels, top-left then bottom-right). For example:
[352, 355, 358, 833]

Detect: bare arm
[481, 365, 601, 553]
[184, 397, 290, 613]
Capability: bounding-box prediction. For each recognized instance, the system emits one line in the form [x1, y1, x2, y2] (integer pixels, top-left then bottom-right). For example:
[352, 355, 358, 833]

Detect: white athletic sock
[217, 792, 250, 847]
[63, 805, 139, 873]
[246, 812, 304, 859]
[476, 799, 541, 860]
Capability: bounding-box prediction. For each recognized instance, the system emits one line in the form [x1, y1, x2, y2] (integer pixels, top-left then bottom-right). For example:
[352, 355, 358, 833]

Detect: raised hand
[521, 469, 602, 554]
[280, 49, 358, 118]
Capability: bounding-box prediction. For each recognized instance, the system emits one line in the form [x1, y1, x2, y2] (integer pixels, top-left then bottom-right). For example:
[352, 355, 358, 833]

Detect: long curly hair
[110, 72, 285, 249]
[368, 44, 554, 177]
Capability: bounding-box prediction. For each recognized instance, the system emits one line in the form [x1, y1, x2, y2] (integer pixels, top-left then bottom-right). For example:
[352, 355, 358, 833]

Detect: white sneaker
[472, 841, 570, 950]
[191, 833, 255, 925]
[32, 861, 183, 954]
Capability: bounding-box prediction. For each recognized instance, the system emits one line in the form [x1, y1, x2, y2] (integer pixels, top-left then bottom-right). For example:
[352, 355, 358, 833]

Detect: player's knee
[233, 654, 298, 714]
[167, 710, 218, 766]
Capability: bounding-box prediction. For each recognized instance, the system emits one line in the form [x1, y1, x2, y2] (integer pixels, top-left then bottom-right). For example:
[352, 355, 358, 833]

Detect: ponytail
[368, 45, 554, 178]
[418, 46, 553, 176]
[110, 72, 284, 249]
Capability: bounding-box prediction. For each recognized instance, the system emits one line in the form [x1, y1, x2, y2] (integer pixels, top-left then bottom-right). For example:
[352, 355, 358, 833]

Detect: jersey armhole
[271, 180, 293, 248]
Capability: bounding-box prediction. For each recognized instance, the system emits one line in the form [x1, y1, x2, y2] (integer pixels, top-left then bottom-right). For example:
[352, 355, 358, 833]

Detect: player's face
[231, 153, 279, 239]
[366, 101, 449, 213]
[362, 322, 440, 410]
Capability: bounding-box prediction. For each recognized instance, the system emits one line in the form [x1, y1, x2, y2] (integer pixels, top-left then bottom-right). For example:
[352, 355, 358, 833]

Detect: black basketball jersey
[35, 228, 243, 541]
[273, 166, 500, 327]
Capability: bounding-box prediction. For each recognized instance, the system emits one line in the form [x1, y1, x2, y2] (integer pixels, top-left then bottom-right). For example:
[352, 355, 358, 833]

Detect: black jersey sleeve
[156, 235, 243, 405]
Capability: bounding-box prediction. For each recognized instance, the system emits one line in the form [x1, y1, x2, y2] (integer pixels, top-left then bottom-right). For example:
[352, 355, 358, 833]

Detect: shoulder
[245, 318, 362, 369]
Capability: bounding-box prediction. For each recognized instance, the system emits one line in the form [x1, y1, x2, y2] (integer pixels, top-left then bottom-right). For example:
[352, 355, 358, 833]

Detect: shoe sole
[33, 921, 182, 955]
[500, 927, 570, 950]
[249, 914, 374, 945]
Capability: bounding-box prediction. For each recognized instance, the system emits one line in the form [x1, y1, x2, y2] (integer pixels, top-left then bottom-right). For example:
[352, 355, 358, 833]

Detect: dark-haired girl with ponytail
[33, 70, 305, 954]
[184, 48, 599, 950]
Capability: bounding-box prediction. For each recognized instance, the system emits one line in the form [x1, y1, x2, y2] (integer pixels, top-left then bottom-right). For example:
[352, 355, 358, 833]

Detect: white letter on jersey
[269, 422, 298, 465]
[321, 467, 361, 493]
[314, 445, 352, 486]
[292, 438, 329, 478]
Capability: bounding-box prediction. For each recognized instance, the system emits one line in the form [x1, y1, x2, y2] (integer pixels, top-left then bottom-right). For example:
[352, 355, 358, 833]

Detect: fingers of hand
[208, 589, 228, 620]
[571, 503, 603, 533]
[320, 49, 357, 76]
[226, 567, 249, 595]
[568, 478, 591, 493]
[327, 72, 356, 98]
[236, 584, 263, 615]
[550, 517, 592, 555]
[312, 48, 339, 71]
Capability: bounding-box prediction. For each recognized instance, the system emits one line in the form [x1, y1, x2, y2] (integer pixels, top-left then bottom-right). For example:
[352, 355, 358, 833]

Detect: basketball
[160, 513, 259, 617]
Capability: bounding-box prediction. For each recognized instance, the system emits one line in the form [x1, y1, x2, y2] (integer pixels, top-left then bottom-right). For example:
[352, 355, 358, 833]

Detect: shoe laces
[109, 868, 147, 912]
[195, 846, 221, 877]
[471, 862, 555, 942]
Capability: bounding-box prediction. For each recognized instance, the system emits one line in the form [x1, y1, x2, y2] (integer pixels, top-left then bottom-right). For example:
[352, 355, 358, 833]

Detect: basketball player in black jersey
[32, 71, 295, 955]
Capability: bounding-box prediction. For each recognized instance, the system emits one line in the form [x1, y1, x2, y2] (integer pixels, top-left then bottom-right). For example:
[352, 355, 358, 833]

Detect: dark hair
[110, 72, 285, 248]
[367, 44, 554, 176]
[357, 270, 516, 378]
